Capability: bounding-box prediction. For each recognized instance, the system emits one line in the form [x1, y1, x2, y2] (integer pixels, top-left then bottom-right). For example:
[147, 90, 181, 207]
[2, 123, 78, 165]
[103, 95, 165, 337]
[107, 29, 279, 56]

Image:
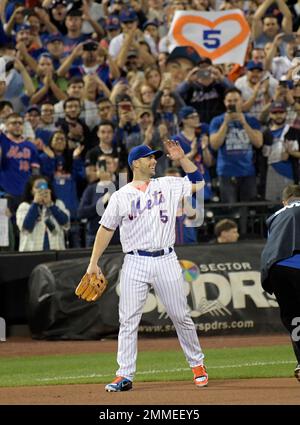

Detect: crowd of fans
[1, 0, 300, 251]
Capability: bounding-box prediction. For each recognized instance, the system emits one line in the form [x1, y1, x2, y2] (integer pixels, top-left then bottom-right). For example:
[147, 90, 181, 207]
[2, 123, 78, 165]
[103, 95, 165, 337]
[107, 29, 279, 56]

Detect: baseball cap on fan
[105, 16, 120, 31]
[246, 60, 264, 71]
[270, 101, 287, 113]
[128, 145, 163, 167]
[49, 0, 68, 9]
[166, 46, 201, 66]
[46, 33, 63, 44]
[16, 24, 31, 33]
[119, 9, 138, 23]
[179, 106, 198, 121]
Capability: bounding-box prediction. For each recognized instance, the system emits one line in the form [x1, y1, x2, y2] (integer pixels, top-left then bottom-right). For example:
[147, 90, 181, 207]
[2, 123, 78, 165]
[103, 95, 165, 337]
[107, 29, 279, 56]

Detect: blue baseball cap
[26, 104, 40, 114]
[128, 145, 163, 167]
[166, 46, 201, 66]
[16, 24, 31, 32]
[119, 9, 138, 23]
[270, 101, 287, 113]
[246, 60, 263, 71]
[179, 106, 198, 121]
[46, 33, 63, 44]
[142, 20, 159, 31]
[105, 16, 120, 31]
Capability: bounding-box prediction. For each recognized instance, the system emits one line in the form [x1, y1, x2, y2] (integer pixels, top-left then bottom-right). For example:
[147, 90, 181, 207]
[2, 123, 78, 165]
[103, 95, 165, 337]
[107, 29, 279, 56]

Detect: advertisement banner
[168, 10, 250, 65]
[28, 242, 284, 339]
[136, 243, 283, 336]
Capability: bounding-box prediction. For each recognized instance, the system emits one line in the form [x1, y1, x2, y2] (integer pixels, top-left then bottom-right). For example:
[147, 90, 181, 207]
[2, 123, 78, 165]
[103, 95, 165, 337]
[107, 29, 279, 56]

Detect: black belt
[127, 247, 173, 257]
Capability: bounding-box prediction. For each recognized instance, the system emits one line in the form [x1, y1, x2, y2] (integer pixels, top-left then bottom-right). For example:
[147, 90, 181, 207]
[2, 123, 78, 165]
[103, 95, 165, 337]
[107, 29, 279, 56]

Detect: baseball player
[261, 184, 300, 382]
[86, 140, 208, 391]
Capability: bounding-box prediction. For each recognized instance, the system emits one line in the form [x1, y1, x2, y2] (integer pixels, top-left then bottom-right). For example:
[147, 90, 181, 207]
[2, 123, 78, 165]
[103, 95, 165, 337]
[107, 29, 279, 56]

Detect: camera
[279, 79, 289, 87]
[97, 159, 107, 171]
[197, 69, 211, 79]
[227, 104, 237, 113]
[37, 181, 48, 190]
[5, 60, 15, 73]
[83, 42, 98, 51]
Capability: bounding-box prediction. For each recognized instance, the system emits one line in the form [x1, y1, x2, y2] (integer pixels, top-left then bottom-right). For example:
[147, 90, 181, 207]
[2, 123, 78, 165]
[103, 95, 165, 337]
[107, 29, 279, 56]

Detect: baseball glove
[75, 272, 108, 302]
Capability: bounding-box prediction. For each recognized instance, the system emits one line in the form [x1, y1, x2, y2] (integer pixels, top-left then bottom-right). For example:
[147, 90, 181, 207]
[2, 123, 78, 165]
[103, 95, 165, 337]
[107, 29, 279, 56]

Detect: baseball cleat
[192, 364, 208, 388]
[295, 365, 300, 382]
[105, 376, 133, 392]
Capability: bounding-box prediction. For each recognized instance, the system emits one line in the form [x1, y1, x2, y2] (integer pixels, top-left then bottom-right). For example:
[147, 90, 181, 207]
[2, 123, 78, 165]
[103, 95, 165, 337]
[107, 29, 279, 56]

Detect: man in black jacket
[261, 184, 300, 382]
[176, 57, 232, 124]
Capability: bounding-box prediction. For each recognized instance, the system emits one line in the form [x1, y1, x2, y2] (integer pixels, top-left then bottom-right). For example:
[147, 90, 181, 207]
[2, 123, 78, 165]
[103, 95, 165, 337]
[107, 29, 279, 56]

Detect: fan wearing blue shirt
[0, 113, 40, 210]
[209, 88, 263, 203]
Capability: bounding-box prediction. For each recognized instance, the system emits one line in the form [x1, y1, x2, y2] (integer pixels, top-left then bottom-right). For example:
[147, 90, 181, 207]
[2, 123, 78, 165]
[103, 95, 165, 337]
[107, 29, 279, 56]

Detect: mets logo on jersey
[128, 191, 166, 220]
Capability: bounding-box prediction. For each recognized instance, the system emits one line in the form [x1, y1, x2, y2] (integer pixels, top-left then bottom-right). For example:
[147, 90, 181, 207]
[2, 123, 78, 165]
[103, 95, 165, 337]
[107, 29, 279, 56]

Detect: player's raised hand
[164, 139, 185, 161]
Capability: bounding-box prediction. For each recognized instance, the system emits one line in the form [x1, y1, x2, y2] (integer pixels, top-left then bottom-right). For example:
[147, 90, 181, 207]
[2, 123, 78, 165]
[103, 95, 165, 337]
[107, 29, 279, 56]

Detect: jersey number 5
[160, 210, 168, 223]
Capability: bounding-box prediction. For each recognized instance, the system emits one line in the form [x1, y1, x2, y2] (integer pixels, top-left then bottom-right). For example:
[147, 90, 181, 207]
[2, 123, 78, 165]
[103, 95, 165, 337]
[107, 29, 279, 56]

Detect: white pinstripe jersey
[99, 176, 192, 252]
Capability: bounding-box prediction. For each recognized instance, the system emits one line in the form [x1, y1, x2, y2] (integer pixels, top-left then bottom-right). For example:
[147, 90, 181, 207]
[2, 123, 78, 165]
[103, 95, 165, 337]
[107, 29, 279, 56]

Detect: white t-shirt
[108, 33, 157, 58]
[235, 74, 278, 117]
[271, 56, 292, 80]
[81, 2, 104, 34]
[99, 176, 192, 252]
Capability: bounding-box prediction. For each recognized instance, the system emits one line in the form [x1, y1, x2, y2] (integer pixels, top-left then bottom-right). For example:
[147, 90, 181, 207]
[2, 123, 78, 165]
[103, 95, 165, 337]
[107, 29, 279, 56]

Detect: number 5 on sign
[203, 30, 221, 49]
[168, 10, 250, 65]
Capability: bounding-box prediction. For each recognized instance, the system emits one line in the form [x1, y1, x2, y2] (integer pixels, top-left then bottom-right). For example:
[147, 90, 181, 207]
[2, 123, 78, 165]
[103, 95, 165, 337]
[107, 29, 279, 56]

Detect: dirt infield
[1, 334, 299, 405]
[0, 378, 299, 405]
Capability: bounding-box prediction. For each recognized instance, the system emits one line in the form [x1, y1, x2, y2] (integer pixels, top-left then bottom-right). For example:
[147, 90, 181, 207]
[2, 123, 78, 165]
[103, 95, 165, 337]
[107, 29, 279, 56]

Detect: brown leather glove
[75, 273, 108, 302]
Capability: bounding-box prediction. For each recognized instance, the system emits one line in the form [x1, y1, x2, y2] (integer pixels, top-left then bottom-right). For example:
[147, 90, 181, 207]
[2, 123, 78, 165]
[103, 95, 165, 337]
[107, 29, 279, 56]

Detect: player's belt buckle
[128, 248, 173, 257]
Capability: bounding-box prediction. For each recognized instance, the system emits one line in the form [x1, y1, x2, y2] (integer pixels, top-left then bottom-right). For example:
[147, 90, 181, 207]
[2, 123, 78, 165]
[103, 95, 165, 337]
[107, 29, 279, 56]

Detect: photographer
[0, 55, 35, 113]
[151, 70, 185, 136]
[259, 75, 295, 124]
[57, 39, 119, 89]
[176, 57, 232, 124]
[0, 47, 35, 101]
[114, 93, 140, 161]
[209, 88, 263, 203]
[16, 175, 70, 251]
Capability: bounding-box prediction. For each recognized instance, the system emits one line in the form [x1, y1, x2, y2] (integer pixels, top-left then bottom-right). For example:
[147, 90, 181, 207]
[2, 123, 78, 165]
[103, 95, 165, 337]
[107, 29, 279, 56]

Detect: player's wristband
[187, 169, 203, 183]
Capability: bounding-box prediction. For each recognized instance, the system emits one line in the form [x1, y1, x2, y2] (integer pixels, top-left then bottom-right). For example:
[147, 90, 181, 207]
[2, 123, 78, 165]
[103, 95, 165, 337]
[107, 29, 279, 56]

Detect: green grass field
[0, 345, 296, 387]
